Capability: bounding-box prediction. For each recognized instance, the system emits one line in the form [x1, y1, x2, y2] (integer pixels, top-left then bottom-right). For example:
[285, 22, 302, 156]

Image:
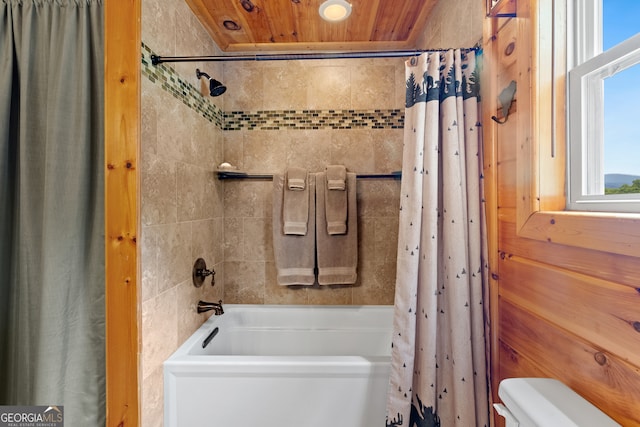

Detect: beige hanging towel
[324, 165, 347, 235]
[283, 167, 309, 235]
[315, 171, 358, 285]
[273, 173, 316, 285]
[326, 164, 346, 190]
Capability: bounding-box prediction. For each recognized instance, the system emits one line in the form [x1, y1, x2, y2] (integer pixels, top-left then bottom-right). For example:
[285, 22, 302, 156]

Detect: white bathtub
[164, 304, 393, 427]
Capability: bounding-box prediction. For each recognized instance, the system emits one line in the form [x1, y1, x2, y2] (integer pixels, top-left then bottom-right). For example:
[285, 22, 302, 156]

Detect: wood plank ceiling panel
[184, 0, 439, 52]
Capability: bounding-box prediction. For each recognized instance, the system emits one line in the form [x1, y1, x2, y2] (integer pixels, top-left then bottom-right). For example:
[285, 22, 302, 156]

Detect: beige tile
[394, 63, 407, 109]
[204, 261, 225, 303]
[156, 91, 191, 163]
[243, 130, 289, 173]
[141, 0, 175, 55]
[330, 129, 376, 173]
[223, 180, 267, 218]
[211, 130, 224, 169]
[175, 163, 217, 222]
[306, 65, 351, 110]
[350, 65, 397, 110]
[307, 284, 353, 305]
[141, 364, 164, 427]
[141, 287, 178, 380]
[141, 153, 177, 226]
[177, 163, 205, 221]
[352, 261, 396, 305]
[264, 261, 310, 304]
[212, 217, 225, 264]
[243, 217, 271, 262]
[374, 129, 404, 172]
[223, 63, 264, 111]
[176, 279, 207, 344]
[174, 0, 210, 81]
[224, 261, 265, 303]
[357, 180, 401, 218]
[192, 115, 218, 169]
[156, 222, 192, 293]
[191, 219, 216, 265]
[203, 169, 220, 219]
[141, 225, 160, 303]
[286, 130, 333, 171]
[357, 217, 376, 266]
[375, 216, 400, 263]
[141, 79, 159, 157]
[223, 217, 243, 261]
[222, 132, 244, 170]
[262, 64, 309, 110]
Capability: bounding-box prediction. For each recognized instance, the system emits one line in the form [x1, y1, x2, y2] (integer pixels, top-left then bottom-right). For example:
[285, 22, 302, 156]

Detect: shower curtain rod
[150, 47, 480, 65]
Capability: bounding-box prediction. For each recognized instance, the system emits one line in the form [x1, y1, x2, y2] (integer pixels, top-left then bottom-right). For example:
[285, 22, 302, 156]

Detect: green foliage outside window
[605, 179, 640, 194]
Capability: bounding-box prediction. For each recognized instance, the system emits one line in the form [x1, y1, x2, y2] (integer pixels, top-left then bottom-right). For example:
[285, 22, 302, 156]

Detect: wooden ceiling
[185, 0, 440, 52]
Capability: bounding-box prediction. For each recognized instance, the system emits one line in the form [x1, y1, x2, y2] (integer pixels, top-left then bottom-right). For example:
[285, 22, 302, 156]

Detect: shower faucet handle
[192, 258, 215, 287]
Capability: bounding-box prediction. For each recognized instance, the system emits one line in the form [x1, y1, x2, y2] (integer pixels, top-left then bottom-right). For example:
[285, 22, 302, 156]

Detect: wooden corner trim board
[515, 0, 640, 259]
[105, 0, 141, 426]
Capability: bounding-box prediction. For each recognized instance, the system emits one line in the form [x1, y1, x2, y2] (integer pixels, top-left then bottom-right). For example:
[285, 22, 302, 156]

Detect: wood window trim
[515, 0, 640, 259]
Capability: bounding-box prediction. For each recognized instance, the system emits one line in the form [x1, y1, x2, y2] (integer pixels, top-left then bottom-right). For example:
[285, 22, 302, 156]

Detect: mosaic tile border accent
[141, 43, 225, 128]
[141, 42, 405, 131]
[223, 109, 404, 131]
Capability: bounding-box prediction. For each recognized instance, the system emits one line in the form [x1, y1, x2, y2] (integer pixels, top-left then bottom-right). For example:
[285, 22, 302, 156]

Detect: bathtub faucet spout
[197, 300, 224, 315]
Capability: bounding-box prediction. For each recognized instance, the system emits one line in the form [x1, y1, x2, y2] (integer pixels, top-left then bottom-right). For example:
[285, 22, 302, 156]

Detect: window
[567, 1, 640, 212]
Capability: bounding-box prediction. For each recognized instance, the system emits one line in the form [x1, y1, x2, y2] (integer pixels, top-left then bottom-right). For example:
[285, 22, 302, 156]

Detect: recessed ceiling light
[319, 0, 352, 22]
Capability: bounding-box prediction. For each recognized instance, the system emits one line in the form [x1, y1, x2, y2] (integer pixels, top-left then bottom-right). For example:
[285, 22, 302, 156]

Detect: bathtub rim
[166, 303, 394, 364]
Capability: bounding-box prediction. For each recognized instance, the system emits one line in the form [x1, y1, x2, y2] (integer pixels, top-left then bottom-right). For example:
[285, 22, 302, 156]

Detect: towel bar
[217, 170, 402, 180]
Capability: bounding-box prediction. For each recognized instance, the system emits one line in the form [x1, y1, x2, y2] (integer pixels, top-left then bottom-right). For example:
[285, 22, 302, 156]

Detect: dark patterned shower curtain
[385, 49, 490, 427]
[0, 0, 105, 424]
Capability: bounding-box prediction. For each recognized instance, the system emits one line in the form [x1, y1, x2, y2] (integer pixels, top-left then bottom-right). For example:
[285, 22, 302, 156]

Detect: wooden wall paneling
[513, 0, 640, 256]
[495, 18, 517, 73]
[493, 19, 518, 217]
[105, 0, 141, 425]
[516, 0, 566, 214]
[481, 20, 501, 407]
[496, 122, 517, 212]
[499, 255, 640, 369]
[499, 220, 640, 287]
[500, 300, 640, 426]
[538, 0, 566, 211]
[484, 0, 640, 424]
[498, 339, 550, 381]
[518, 211, 640, 258]
[514, 0, 539, 229]
[497, 207, 516, 224]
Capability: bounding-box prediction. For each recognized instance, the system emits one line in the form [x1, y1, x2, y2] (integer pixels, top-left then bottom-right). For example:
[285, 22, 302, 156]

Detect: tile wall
[417, 0, 484, 49]
[140, 1, 224, 425]
[220, 58, 406, 305]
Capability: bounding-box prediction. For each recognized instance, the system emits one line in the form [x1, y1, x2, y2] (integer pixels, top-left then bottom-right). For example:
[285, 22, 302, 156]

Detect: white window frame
[567, 0, 640, 213]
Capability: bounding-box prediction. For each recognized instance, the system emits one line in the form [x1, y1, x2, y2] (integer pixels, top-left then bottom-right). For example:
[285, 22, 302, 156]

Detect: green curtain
[0, 0, 105, 425]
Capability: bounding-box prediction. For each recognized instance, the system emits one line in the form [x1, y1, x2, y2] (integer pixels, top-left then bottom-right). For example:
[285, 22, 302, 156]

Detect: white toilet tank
[494, 378, 621, 427]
